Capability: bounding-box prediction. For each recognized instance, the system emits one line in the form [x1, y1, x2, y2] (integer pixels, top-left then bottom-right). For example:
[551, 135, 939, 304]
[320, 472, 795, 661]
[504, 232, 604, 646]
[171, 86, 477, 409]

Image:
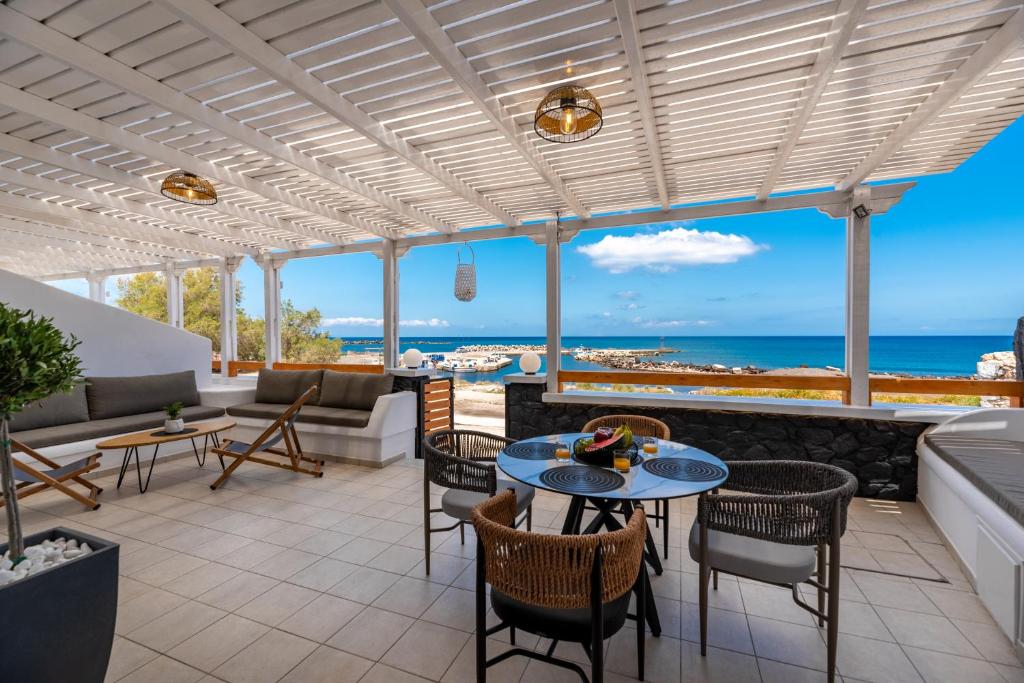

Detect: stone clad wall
[506, 383, 928, 501]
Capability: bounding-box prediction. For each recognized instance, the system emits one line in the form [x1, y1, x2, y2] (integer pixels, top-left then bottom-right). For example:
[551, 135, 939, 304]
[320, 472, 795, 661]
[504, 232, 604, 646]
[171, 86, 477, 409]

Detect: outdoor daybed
[917, 408, 1024, 654]
[10, 370, 225, 466]
[224, 368, 417, 467]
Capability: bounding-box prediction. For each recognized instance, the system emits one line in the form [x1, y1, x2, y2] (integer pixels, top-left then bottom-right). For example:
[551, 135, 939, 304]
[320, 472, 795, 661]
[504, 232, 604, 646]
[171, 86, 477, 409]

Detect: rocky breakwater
[976, 351, 1018, 407]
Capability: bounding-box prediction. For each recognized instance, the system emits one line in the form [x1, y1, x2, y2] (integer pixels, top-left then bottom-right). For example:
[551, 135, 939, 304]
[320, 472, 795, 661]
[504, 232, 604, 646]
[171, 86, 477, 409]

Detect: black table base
[561, 495, 663, 637]
[117, 432, 224, 493]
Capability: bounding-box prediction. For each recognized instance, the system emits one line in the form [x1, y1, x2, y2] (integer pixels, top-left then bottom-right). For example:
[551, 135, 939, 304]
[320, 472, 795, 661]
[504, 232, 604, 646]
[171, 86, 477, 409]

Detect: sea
[334, 335, 1012, 384]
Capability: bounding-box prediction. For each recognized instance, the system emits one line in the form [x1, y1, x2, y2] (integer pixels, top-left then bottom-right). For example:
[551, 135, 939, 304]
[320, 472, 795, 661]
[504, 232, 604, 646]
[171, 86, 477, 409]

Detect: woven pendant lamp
[534, 84, 603, 143]
[454, 244, 477, 302]
[160, 171, 218, 205]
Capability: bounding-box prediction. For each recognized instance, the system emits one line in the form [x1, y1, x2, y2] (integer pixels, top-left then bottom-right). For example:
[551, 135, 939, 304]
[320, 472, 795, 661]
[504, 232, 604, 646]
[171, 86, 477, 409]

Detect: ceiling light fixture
[534, 84, 603, 143]
[160, 171, 218, 205]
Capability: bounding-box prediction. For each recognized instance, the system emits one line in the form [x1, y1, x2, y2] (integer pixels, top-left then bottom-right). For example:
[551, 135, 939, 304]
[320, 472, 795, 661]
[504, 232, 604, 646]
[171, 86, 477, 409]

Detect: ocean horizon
[329, 335, 1013, 383]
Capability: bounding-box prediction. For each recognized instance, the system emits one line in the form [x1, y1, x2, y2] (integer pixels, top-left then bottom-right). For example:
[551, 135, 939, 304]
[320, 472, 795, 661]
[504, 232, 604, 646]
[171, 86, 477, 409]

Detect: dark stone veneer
[505, 383, 927, 501]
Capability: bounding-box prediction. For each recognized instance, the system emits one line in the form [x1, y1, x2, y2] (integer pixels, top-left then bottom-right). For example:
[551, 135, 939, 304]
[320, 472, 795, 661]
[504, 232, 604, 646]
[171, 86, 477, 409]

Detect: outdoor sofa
[916, 408, 1024, 655]
[224, 368, 417, 467]
[9, 370, 225, 467]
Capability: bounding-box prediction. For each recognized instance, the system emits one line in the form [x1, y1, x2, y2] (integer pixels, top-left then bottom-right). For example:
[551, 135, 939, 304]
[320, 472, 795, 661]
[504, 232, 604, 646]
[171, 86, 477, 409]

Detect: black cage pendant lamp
[160, 171, 218, 205]
[534, 84, 603, 143]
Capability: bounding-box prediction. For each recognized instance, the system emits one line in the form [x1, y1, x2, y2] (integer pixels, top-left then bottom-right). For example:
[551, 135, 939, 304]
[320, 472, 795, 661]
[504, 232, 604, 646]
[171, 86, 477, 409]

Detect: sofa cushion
[8, 384, 89, 432]
[12, 405, 225, 450]
[86, 371, 201, 420]
[254, 369, 322, 405]
[319, 371, 394, 411]
[226, 403, 371, 429]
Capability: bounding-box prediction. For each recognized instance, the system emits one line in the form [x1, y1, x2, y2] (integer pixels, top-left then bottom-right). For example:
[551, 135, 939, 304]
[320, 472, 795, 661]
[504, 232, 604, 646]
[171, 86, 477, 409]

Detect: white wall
[0, 268, 213, 386]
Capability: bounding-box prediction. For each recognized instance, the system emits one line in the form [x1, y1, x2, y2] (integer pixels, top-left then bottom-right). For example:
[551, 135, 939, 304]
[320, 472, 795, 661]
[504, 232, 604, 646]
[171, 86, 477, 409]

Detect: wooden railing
[423, 379, 455, 435]
[558, 370, 1024, 407]
[213, 360, 384, 377]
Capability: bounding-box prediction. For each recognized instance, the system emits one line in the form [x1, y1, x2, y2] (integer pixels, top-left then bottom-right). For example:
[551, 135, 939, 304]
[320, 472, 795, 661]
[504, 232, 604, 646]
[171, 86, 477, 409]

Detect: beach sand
[453, 382, 506, 435]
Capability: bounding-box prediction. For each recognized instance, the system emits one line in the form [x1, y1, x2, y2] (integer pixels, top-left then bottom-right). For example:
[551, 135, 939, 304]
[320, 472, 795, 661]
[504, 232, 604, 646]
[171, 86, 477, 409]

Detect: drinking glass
[613, 450, 631, 473]
[555, 442, 571, 461]
[642, 437, 659, 455]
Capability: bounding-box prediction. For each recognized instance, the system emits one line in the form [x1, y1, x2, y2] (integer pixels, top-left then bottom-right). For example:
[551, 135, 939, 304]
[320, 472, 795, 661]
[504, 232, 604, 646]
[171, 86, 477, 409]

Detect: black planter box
[0, 527, 119, 683]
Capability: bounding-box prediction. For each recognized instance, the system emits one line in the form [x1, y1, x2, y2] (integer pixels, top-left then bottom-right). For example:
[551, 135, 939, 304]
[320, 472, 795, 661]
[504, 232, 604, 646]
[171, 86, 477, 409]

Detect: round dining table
[497, 432, 730, 637]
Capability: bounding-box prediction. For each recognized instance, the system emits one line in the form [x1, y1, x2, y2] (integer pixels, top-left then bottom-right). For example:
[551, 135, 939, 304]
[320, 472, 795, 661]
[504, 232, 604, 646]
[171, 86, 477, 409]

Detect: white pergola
[1, 0, 1022, 405]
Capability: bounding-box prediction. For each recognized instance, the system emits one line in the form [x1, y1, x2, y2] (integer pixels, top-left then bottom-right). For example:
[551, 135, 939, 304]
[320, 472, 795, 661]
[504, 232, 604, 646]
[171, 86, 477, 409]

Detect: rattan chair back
[700, 460, 858, 546]
[473, 490, 646, 609]
[582, 414, 670, 440]
[423, 429, 513, 494]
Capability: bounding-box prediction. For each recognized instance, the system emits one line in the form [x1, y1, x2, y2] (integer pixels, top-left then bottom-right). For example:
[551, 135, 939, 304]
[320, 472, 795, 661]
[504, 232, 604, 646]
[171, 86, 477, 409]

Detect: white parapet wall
[0, 268, 212, 386]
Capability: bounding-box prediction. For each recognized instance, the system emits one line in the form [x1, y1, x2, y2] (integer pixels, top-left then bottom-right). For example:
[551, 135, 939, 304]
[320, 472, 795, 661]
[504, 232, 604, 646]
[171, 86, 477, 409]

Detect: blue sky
[59, 118, 1023, 337]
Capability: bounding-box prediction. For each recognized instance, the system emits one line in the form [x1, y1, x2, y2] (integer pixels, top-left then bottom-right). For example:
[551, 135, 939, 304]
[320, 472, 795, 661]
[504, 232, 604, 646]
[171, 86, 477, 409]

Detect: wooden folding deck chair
[5, 439, 103, 510]
[209, 384, 324, 490]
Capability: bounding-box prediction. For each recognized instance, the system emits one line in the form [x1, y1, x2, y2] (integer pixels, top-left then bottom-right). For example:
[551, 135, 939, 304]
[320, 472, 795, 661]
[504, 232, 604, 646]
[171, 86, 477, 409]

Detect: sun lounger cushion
[13, 456, 96, 484]
[254, 369, 323, 405]
[318, 371, 394, 411]
[9, 384, 89, 432]
[12, 405, 225, 449]
[226, 403, 372, 428]
[86, 370, 202, 420]
[924, 434, 1024, 527]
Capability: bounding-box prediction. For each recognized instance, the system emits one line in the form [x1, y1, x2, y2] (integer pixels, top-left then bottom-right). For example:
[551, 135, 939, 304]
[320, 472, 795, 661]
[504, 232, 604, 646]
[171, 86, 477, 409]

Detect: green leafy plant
[164, 401, 184, 420]
[0, 303, 83, 563]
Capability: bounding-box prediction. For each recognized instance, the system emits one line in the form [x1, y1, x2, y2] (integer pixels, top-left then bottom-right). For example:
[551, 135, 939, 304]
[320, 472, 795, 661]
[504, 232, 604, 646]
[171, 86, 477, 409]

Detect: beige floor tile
[117, 655, 206, 683]
[131, 554, 209, 587]
[116, 588, 188, 635]
[381, 620, 470, 680]
[408, 553, 472, 585]
[367, 544, 424, 574]
[163, 562, 242, 599]
[679, 602, 754, 654]
[278, 593, 364, 642]
[168, 614, 270, 672]
[249, 548, 320, 580]
[372, 575, 446, 618]
[758, 658, 837, 682]
[127, 600, 226, 652]
[421, 586, 477, 632]
[853, 574, 942, 615]
[196, 571, 278, 611]
[360, 663, 434, 683]
[286, 557, 357, 591]
[327, 565, 400, 604]
[326, 606, 414, 660]
[835, 632, 922, 682]
[954, 620, 1023, 667]
[214, 629, 318, 683]
[679, 641, 761, 682]
[441, 637, 526, 683]
[235, 581, 319, 626]
[876, 606, 980, 657]
[738, 581, 816, 626]
[104, 637, 159, 682]
[279, 645, 373, 683]
[923, 584, 997, 624]
[904, 645, 1007, 683]
[291, 529, 355, 555]
[328, 536, 390, 565]
[219, 540, 287, 570]
[748, 615, 826, 671]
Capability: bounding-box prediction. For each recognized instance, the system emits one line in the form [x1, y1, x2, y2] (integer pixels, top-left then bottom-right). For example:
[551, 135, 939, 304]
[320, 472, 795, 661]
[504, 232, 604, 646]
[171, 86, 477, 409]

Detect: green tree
[115, 267, 341, 363]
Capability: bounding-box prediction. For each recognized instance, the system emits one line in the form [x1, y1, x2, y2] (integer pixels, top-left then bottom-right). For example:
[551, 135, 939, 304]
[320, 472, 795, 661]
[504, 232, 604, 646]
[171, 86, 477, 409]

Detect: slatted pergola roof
[0, 0, 1021, 280]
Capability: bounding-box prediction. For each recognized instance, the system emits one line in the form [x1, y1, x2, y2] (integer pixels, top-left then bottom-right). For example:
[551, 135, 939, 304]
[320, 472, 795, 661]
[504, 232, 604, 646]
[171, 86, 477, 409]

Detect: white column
[545, 219, 562, 394]
[845, 185, 871, 406]
[86, 273, 107, 304]
[382, 240, 400, 369]
[166, 264, 185, 329]
[219, 256, 243, 370]
[260, 257, 283, 367]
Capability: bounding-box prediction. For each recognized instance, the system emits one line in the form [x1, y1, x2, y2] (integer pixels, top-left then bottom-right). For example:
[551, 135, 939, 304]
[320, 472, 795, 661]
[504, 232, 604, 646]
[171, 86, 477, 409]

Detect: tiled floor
[5, 453, 1022, 683]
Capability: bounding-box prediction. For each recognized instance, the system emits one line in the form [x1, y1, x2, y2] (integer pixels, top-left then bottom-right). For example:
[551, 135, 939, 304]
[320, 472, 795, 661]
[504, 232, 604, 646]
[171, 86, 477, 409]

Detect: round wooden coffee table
[96, 417, 236, 493]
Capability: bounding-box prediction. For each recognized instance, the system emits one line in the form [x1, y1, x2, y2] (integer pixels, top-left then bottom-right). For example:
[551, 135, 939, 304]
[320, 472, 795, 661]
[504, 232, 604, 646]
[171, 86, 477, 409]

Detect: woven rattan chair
[582, 415, 672, 558]
[422, 430, 534, 575]
[473, 490, 648, 683]
[691, 460, 858, 683]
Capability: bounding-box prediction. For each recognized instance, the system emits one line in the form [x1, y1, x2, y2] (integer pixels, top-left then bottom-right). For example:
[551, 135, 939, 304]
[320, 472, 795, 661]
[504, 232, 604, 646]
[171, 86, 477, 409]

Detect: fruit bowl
[573, 425, 639, 468]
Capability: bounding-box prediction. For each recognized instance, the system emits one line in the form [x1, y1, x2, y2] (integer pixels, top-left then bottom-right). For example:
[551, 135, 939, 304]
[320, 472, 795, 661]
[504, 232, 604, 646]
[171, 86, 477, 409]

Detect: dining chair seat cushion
[490, 587, 631, 643]
[688, 522, 817, 585]
[441, 480, 534, 521]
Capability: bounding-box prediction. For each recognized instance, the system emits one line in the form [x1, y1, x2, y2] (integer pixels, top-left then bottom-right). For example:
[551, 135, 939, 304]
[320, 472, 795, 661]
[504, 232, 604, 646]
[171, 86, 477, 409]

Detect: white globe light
[519, 351, 542, 375]
[402, 348, 423, 369]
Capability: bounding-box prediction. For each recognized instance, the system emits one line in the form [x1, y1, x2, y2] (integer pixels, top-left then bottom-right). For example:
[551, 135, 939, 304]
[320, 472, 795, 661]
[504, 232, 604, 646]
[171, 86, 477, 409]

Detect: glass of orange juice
[613, 450, 631, 473]
[642, 437, 658, 455]
[555, 442, 571, 461]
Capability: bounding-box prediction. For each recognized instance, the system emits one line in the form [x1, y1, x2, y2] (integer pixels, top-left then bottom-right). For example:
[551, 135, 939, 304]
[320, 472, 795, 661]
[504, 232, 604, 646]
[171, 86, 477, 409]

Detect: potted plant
[164, 400, 185, 433]
[1, 302, 119, 683]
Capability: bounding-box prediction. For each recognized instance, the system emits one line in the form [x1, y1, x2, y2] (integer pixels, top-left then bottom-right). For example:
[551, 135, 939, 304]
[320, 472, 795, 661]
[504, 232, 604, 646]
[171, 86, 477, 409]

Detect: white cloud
[616, 290, 641, 300]
[320, 317, 450, 328]
[578, 227, 764, 273]
[402, 318, 450, 328]
[635, 318, 714, 328]
[322, 316, 383, 327]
